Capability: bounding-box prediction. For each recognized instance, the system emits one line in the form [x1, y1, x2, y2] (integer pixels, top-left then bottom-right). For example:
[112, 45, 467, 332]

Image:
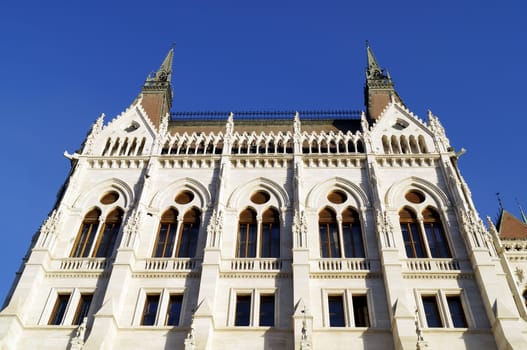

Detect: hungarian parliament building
[1, 46, 526, 349]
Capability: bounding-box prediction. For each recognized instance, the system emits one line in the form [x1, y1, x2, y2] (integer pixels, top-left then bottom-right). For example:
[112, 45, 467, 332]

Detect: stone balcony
[55, 257, 111, 271]
[222, 258, 291, 273]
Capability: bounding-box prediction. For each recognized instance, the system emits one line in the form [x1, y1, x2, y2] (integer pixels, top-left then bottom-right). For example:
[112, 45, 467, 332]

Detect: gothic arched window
[319, 208, 341, 258]
[71, 208, 101, 258]
[422, 208, 451, 258]
[175, 208, 200, 258]
[93, 208, 123, 258]
[261, 208, 280, 258]
[153, 209, 178, 258]
[342, 208, 365, 258]
[237, 208, 258, 258]
[399, 208, 426, 258]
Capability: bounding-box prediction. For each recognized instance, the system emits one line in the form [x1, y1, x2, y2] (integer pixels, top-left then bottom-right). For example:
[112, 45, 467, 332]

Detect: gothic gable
[83, 96, 158, 157]
[368, 102, 437, 155]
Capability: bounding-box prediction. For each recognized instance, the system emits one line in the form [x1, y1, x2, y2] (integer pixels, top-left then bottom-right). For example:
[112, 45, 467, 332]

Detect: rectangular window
[352, 295, 370, 327]
[328, 295, 346, 327]
[319, 223, 341, 258]
[422, 296, 443, 327]
[343, 224, 365, 258]
[424, 223, 451, 258]
[141, 294, 160, 326]
[235, 295, 251, 326]
[237, 224, 257, 257]
[72, 223, 98, 257]
[447, 296, 468, 328]
[153, 223, 177, 257]
[93, 222, 120, 258]
[259, 294, 275, 326]
[72, 294, 93, 326]
[261, 223, 280, 258]
[166, 294, 183, 326]
[401, 222, 426, 258]
[48, 294, 70, 325]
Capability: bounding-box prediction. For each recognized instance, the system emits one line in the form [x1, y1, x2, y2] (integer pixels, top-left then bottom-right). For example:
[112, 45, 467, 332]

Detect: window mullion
[417, 216, 432, 258]
[337, 217, 345, 258]
[256, 217, 262, 258]
[90, 218, 106, 257]
[174, 218, 183, 257]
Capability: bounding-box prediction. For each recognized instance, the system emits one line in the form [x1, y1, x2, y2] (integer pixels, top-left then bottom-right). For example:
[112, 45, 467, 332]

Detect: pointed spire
[141, 47, 175, 127]
[364, 42, 402, 121]
[366, 42, 384, 80]
[155, 46, 174, 82]
[147, 46, 174, 84]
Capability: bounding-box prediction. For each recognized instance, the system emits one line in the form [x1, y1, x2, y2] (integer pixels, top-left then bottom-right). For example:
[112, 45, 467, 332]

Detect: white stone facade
[1, 49, 526, 350]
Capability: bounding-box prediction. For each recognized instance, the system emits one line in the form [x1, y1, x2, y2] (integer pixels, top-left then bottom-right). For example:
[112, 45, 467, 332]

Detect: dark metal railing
[170, 110, 361, 120]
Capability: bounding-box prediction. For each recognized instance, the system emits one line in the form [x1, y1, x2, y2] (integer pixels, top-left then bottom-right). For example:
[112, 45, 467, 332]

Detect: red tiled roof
[498, 210, 527, 239]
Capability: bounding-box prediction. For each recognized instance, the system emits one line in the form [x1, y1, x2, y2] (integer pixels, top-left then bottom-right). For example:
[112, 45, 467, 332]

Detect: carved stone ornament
[415, 309, 428, 349]
[225, 112, 234, 142]
[82, 113, 105, 155]
[294, 112, 301, 137]
[69, 317, 87, 349]
[292, 210, 308, 248]
[459, 209, 486, 248]
[207, 210, 223, 248]
[123, 210, 143, 248]
[155, 113, 170, 151]
[376, 209, 394, 248]
[37, 209, 62, 248]
[184, 327, 196, 350]
[299, 305, 311, 350]
[515, 267, 525, 283]
[427, 110, 450, 149]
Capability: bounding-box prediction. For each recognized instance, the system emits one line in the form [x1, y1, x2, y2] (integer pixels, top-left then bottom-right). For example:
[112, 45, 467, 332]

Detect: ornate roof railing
[171, 110, 361, 120]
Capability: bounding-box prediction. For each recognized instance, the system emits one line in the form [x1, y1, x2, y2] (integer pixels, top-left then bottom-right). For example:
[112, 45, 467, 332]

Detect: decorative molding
[82, 113, 105, 156]
[206, 210, 223, 248]
[36, 209, 62, 248]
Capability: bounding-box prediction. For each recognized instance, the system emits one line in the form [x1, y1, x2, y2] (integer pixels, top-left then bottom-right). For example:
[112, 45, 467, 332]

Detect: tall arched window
[319, 208, 340, 258]
[153, 209, 178, 257]
[176, 208, 200, 258]
[399, 208, 426, 258]
[93, 208, 123, 258]
[422, 208, 451, 258]
[342, 208, 365, 258]
[261, 208, 280, 258]
[237, 208, 257, 257]
[71, 208, 101, 257]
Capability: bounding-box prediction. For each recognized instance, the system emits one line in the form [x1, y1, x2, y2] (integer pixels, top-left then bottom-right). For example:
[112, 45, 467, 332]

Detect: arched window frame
[236, 207, 258, 258]
[71, 206, 124, 258]
[152, 208, 179, 258]
[399, 205, 452, 259]
[93, 207, 124, 258]
[153, 206, 202, 258]
[175, 207, 201, 258]
[341, 207, 365, 258]
[399, 207, 427, 258]
[236, 206, 281, 258]
[422, 207, 451, 258]
[319, 207, 341, 258]
[319, 206, 366, 258]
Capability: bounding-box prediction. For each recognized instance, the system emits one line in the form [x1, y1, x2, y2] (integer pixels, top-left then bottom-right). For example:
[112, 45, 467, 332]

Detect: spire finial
[496, 192, 504, 211]
[515, 198, 527, 224]
[365, 42, 384, 81]
[156, 47, 174, 82]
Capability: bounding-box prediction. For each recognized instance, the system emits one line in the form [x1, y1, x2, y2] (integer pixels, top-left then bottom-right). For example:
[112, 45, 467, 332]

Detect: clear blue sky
[1, 0, 526, 303]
